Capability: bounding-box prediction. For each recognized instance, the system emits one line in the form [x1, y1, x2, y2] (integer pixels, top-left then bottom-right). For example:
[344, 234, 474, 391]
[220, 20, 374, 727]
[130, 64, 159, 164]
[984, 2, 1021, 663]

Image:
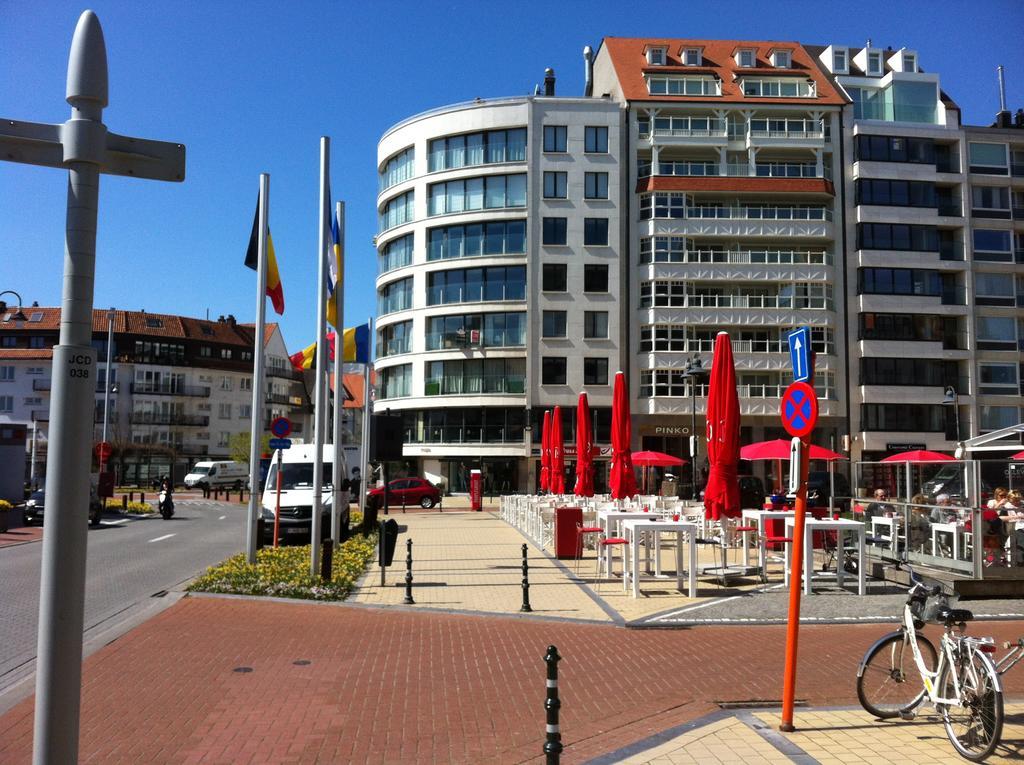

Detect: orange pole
[780, 435, 811, 731]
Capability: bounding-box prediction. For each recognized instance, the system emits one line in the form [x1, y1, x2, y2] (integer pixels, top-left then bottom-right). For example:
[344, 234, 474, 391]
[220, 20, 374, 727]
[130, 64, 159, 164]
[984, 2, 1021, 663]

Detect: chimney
[0, 301, 6, 313]
[865, 38, 872, 48]
[1015, 108, 1024, 129]
[583, 46, 594, 97]
[227, 314, 236, 326]
[218, 315, 225, 322]
[543, 68, 555, 96]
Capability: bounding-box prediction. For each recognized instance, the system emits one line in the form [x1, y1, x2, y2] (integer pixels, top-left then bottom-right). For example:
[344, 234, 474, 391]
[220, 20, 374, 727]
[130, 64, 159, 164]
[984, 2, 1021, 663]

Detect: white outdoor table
[784, 517, 866, 595]
[931, 521, 962, 560]
[740, 509, 795, 573]
[621, 519, 698, 598]
[870, 516, 902, 549]
[596, 510, 652, 577]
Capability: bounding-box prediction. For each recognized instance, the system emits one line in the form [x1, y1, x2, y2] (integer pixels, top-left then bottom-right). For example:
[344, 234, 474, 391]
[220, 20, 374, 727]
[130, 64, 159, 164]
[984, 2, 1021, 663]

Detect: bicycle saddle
[937, 607, 974, 624]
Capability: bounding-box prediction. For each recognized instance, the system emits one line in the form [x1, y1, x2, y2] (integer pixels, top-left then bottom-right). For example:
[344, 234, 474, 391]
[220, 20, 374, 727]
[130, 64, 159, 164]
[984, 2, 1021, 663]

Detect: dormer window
[737, 49, 756, 68]
[647, 47, 667, 66]
[770, 50, 791, 69]
[902, 53, 917, 72]
[867, 51, 883, 75]
[833, 49, 847, 73]
[682, 47, 702, 66]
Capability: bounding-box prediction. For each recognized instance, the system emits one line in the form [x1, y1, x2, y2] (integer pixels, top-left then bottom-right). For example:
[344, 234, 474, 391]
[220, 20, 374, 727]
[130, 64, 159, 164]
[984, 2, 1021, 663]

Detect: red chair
[575, 521, 603, 575]
[596, 534, 629, 591]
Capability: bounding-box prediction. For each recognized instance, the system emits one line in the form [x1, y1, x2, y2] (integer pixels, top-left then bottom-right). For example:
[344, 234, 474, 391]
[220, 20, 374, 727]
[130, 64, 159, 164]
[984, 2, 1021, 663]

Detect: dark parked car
[367, 477, 441, 509]
[807, 470, 851, 509]
[23, 490, 103, 527]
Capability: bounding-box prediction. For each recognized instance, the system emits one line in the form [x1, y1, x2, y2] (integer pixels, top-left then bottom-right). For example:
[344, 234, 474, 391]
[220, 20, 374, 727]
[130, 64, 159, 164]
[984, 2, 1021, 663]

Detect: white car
[183, 461, 249, 490]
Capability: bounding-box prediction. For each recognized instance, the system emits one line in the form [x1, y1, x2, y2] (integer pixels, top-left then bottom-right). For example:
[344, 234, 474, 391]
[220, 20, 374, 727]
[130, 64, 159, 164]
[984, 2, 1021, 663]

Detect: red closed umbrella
[550, 405, 565, 494]
[539, 410, 551, 493]
[704, 333, 741, 520]
[574, 392, 594, 497]
[609, 371, 637, 500]
[880, 450, 955, 462]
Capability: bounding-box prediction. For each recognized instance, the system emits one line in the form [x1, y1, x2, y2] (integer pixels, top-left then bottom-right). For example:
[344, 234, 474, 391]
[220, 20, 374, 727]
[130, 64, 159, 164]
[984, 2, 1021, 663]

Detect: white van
[260, 444, 357, 542]
[183, 460, 249, 490]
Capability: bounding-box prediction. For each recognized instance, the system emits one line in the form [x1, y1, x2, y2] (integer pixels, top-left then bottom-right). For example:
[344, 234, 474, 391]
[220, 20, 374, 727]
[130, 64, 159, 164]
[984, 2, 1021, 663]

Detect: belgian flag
[245, 198, 284, 315]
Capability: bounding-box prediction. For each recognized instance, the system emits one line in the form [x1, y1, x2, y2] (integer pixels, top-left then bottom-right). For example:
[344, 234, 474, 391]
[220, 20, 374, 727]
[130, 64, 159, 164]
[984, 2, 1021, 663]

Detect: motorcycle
[158, 490, 175, 520]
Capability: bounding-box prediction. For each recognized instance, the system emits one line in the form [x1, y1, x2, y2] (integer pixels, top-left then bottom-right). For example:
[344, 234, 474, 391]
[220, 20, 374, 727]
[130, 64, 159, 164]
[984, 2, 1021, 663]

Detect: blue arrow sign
[268, 438, 292, 450]
[786, 327, 812, 383]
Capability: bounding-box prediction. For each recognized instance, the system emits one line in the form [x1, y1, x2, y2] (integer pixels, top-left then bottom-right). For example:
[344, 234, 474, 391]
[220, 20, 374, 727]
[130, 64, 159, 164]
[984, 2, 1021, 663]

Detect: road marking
[218, 515, 226, 520]
[651, 594, 744, 621]
[147, 534, 176, 543]
[101, 518, 129, 526]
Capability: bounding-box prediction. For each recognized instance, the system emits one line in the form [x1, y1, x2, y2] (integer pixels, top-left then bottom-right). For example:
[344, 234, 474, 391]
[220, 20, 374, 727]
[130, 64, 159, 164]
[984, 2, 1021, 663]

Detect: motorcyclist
[159, 475, 174, 517]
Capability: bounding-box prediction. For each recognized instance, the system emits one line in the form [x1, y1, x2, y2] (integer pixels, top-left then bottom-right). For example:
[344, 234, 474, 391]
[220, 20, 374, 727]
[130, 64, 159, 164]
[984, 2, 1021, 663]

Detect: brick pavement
[0, 596, 1022, 764]
[0, 525, 42, 549]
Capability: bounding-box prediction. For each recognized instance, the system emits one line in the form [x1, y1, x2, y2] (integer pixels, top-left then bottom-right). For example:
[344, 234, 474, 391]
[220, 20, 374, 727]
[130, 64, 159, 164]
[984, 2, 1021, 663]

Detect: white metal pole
[100, 308, 113, 472]
[311, 137, 330, 576]
[244, 174, 270, 564]
[331, 201, 345, 546]
[30, 419, 38, 489]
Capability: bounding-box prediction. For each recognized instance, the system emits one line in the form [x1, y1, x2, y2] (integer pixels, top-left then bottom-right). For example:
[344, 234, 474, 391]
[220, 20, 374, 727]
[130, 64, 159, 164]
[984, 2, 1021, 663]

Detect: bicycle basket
[920, 593, 954, 624]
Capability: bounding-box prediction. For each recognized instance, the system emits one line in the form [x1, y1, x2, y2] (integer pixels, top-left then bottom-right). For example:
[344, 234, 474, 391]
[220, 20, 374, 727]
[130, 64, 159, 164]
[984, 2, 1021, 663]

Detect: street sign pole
[0, 12, 186, 763]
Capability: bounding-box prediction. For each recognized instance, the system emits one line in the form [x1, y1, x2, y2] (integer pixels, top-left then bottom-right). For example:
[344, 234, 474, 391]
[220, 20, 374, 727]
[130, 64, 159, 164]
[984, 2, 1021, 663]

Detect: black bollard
[121, 495, 127, 512]
[256, 518, 265, 550]
[129, 491, 134, 502]
[321, 539, 333, 582]
[521, 543, 532, 613]
[403, 539, 415, 604]
[140, 492, 145, 503]
[543, 645, 563, 764]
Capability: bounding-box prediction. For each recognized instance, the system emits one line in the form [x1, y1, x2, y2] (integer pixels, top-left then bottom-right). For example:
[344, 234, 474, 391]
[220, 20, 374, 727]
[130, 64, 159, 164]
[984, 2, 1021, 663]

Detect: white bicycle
[856, 565, 1004, 761]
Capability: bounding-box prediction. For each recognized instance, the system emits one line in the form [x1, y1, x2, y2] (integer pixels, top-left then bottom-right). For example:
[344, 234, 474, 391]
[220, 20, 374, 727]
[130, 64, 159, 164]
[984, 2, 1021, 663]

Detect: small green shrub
[124, 501, 156, 515]
[188, 529, 377, 601]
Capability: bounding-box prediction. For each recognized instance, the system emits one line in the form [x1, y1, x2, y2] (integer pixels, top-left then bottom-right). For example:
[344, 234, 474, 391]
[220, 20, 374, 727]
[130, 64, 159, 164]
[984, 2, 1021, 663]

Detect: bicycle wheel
[937, 647, 1003, 762]
[857, 631, 937, 719]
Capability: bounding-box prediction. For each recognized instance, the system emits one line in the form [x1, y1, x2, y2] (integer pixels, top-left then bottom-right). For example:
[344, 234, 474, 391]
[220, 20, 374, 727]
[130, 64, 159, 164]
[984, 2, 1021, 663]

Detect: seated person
[929, 494, 956, 524]
[908, 493, 931, 552]
[865, 488, 891, 518]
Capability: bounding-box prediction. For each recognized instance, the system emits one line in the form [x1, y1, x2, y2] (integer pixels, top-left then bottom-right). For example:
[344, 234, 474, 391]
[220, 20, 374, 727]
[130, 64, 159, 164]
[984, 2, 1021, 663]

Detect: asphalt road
[0, 499, 247, 697]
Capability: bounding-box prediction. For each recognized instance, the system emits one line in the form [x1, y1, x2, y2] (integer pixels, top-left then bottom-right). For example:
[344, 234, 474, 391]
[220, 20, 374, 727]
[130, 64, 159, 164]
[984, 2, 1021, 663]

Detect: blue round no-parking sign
[780, 382, 818, 438]
[270, 416, 292, 438]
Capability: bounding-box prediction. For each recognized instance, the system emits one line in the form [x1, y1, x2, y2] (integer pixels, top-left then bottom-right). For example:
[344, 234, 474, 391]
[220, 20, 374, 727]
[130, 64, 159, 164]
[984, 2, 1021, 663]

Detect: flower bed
[188, 516, 377, 601]
[123, 501, 156, 515]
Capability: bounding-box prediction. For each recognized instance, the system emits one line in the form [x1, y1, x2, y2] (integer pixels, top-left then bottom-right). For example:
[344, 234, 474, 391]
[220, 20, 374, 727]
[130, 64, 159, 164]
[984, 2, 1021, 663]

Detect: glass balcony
[130, 382, 211, 397]
[424, 330, 525, 350]
[638, 161, 827, 179]
[647, 118, 728, 138]
[424, 374, 526, 396]
[748, 118, 825, 139]
[643, 293, 833, 310]
[684, 205, 832, 221]
[426, 284, 526, 305]
[129, 412, 210, 426]
[378, 336, 412, 357]
[644, 248, 831, 266]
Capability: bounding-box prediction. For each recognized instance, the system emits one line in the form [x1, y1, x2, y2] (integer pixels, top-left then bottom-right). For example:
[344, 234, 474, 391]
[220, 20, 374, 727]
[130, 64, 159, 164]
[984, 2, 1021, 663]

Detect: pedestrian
[350, 467, 362, 505]
[998, 490, 1024, 566]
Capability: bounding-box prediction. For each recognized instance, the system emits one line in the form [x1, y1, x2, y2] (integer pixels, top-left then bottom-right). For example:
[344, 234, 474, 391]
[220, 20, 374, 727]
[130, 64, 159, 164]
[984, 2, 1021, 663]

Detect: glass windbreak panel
[891, 81, 937, 123]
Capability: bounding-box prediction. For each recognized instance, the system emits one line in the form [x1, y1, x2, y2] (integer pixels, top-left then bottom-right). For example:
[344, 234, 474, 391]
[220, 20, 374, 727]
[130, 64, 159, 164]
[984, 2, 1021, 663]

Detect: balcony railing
[639, 161, 828, 180]
[684, 205, 832, 221]
[652, 248, 831, 265]
[424, 374, 526, 396]
[378, 337, 412, 357]
[645, 338, 835, 355]
[130, 382, 211, 397]
[647, 118, 728, 138]
[748, 119, 825, 139]
[424, 330, 526, 351]
[265, 392, 292, 405]
[32, 379, 116, 393]
[31, 409, 48, 422]
[643, 294, 832, 310]
[412, 426, 524, 445]
[641, 383, 835, 400]
[426, 285, 526, 306]
[266, 366, 303, 381]
[129, 413, 210, 427]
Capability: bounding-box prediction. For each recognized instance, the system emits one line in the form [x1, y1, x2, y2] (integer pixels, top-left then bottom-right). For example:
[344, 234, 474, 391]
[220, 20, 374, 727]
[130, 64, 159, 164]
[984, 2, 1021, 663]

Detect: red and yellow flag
[245, 198, 284, 315]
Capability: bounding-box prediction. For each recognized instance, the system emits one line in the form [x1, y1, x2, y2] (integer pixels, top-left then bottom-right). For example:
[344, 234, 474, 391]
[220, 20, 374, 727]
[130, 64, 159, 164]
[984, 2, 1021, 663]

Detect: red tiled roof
[238, 322, 278, 348]
[599, 38, 846, 105]
[638, 177, 835, 195]
[0, 349, 53, 360]
[0, 307, 254, 347]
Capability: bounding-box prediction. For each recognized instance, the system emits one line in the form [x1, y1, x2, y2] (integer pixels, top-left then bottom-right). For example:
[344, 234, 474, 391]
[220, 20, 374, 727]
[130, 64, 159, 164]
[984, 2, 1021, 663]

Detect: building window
[856, 179, 936, 208]
[970, 186, 1010, 218]
[200, 346, 211, 357]
[976, 316, 1017, 350]
[857, 268, 942, 296]
[542, 311, 567, 338]
[647, 76, 721, 96]
[968, 142, 1009, 175]
[860, 358, 955, 387]
[584, 311, 608, 339]
[541, 357, 567, 385]
[379, 146, 415, 192]
[855, 135, 935, 164]
[543, 125, 567, 153]
[583, 358, 609, 386]
[738, 50, 755, 68]
[833, 49, 847, 72]
[426, 266, 526, 305]
[974, 272, 1015, 306]
[861, 403, 947, 432]
[771, 50, 791, 68]
[979, 405, 1021, 432]
[583, 264, 608, 293]
[0, 366, 14, 382]
[378, 364, 412, 399]
[0, 337, 14, 347]
[639, 236, 687, 263]
[584, 172, 608, 199]
[378, 277, 414, 314]
[584, 126, 608, 153]
[979, 363, 1018, 395]
[741, 78, 815, 98]
[220, 348, 232, 359]
[867, 51, 883, 75]
[425, 313, 525, 350]
[428, 174, 526, 215]
[380, 232, 415, 272]
[683, 47, 702, 66]
[0, 395, 14, 412]
[973, 229, 1012, 262]
[542, 264, 567, 292]
[543, 171, 567, 199]
[542, 217, 568, 246]
[647, 47, 666, 66]
[28, 336, 46, 349]
[902, 53, 917, 72]
[238, 404, 252, 419]
[428, 221, 525, 261]
[379, 190, 415, 232]
[218, 403, 232, 419]
[425, 358, 526, 396]
[428, 128, 526, 171]
[583, 218, 609, 246]
[857, 223, 939, 252]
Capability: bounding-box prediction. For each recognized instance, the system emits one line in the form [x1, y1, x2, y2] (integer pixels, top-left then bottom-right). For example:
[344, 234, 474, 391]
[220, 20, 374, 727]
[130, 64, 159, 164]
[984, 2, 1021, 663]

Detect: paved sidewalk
[0, 525, 43, 549]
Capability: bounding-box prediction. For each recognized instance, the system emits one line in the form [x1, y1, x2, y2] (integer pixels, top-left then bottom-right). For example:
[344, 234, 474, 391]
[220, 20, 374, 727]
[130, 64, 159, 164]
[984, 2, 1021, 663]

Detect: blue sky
[1, 0, 1022, 353]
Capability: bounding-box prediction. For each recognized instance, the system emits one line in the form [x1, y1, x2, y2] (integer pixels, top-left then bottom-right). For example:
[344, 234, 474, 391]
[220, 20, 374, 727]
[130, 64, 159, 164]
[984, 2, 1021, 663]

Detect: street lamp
[0, 290, 29, 328]
[683, 355, 710, 500]
[942, 385, 960, 443]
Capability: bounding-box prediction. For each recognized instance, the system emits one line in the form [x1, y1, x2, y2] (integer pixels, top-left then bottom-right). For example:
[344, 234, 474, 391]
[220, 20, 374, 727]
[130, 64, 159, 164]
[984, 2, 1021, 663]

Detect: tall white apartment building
[591, 39, 847, 487]
[374, 83, 625, 493]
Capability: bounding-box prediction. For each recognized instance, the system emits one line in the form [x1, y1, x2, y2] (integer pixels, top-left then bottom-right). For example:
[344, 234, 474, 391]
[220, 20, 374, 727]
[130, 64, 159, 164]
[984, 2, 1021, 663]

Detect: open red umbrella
[1012, 451, 1024, 461]
[550, 405, 565, 494]
[704, 333, 741, 521]
[539, 410, 551, 493]
[880, 450, 955, 462]
[574, 392, 594, 497]
[609, 371, 637, 500]
[740, 439, 844, 462]
[633, 452, 686, 495]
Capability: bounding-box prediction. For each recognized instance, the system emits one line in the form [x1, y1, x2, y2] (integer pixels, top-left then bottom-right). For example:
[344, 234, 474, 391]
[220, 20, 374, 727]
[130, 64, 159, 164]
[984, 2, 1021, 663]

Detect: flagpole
[359, 315, 373, 518]
[331, 201, 345, 545]
[311, 137, 330, 576]
[245, 173, 270, 564]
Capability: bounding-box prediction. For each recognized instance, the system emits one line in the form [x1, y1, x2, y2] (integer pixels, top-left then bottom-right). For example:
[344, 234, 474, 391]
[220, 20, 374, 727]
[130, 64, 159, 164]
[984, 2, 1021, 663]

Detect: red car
[367, 477, 441, 509]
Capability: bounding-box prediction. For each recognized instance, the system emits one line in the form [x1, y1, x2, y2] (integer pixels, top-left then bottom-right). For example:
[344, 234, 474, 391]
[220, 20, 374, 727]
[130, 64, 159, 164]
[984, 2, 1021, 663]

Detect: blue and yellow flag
[325, 209, 341, 328]
[341, 323, 370, 363]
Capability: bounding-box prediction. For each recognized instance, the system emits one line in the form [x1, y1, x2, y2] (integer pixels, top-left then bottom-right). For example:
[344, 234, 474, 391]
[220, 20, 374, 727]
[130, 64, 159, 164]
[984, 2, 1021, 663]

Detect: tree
[229, 432, 270, 464]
